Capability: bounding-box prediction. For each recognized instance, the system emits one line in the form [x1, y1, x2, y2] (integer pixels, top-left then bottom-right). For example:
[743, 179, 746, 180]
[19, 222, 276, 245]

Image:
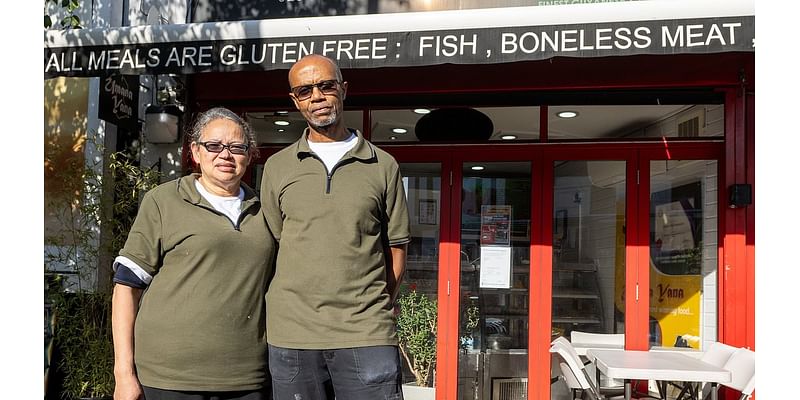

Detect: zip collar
[294, 128, 377, 162]
[176, 173, 259, 211]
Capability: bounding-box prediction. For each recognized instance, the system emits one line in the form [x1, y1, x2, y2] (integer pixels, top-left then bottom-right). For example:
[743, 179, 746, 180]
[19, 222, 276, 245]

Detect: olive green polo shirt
[119, 175, 275, 391]
[261, 129, 410, 349]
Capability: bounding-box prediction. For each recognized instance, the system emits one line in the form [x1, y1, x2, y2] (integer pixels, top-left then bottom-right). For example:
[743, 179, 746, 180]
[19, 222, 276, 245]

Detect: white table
[586, 349, 731, 400]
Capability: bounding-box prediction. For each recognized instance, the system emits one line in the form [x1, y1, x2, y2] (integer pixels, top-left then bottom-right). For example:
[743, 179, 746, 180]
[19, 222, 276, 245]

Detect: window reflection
[371, 107, 539, 143]
[649, 160, 718, 350]
[398, 163, 441, 388]
[549, 105, 724, 139]
[246, 110, 363, 144]
[552, 161, 626, 339]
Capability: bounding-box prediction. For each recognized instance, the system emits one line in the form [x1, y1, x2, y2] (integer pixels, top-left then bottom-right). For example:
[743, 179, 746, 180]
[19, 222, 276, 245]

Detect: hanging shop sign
[98, 74, 139, 131]
[44, 3, 754, 78]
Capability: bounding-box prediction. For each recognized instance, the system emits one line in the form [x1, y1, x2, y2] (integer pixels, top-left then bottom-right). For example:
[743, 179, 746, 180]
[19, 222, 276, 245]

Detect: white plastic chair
[551, 341, 599, 400]
[550, 339, 625, 400]
[553, 336, 585, 366]
[674, 341, 739, 399]
[702, 342, 739, 366]
[720, 347, 755, 400]
[569, 332, 626, 389]
[570, 331, 625, 347]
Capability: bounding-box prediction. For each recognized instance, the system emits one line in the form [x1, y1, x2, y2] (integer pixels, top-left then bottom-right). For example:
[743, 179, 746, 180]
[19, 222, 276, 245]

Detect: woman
[111, 107, 274, 400]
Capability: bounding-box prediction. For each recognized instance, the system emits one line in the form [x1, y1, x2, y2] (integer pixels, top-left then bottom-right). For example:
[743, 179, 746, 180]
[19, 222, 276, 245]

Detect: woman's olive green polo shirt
[119, 175, 275, 391]
[261, 130, 410, 349]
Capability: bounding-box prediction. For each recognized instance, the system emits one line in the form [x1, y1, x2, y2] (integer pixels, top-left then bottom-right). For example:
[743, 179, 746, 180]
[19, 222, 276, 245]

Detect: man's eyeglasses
[290, 80, 341, 100]
[197, 141, 250, 155]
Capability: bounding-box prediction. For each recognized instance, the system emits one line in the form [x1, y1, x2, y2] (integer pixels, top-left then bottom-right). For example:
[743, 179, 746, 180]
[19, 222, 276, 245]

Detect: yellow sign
[613, 201, 702, 349]
[648, 264, 701, 348]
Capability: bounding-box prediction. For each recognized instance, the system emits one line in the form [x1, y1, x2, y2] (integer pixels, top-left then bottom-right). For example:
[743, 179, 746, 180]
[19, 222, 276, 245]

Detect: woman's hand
[113, 373, 143, 400]
[112, 284, 144, 400]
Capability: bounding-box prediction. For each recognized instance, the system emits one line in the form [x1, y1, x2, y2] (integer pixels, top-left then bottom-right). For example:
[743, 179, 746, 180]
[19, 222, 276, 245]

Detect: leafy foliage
[464, 303, 480, 334]
[45, 145, 161, 292]
[108, 151, 162, 255]
[458, 302, 481, 351]
[396, 289, 437, 387]
[51, 290, 114, 399]
[45, 143, 161, 399]
[44, 0, 82, 29]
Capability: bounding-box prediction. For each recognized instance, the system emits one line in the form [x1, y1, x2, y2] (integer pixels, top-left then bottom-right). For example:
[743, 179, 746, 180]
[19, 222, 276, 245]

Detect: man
[260, 54, 411, 400]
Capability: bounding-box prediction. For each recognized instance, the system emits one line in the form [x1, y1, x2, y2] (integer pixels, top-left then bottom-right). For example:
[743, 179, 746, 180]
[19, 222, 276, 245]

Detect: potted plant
[460, 301, 481, 350]
[45, 145, 161, 400]
[396, 287, 437, 400]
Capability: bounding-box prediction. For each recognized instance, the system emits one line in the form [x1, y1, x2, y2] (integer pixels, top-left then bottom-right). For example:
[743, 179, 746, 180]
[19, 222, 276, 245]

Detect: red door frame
[384, 146, 457, 400]
[388, 145, 539, 400]
[387, 140, 724, 400]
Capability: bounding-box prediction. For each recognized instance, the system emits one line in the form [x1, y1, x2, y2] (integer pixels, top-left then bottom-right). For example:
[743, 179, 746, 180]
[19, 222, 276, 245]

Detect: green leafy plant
[45, 143, 160, 399]
[44, 0, 82, 29]
[50, 289, 114, 399]
[459, 302, 480, 350]
[396, 288, 438, 387]
[464, 303, 480, 334]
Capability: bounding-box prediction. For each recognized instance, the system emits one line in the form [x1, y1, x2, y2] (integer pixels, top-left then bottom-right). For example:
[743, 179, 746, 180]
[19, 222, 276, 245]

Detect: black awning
[44, 1, 754, 79]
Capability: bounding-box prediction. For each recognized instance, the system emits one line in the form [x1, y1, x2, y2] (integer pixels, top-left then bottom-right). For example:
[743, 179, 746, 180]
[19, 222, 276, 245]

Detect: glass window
[246, 110, 363, 145]
[45, 77, 90, 246]
[548, 105, 724, 139]
[552, 161, 626, 340]
[371, 107, 539, 143]
[398, 163, 442, 389]
[45, 77, 92, 293]
[649, 160, 718, 350]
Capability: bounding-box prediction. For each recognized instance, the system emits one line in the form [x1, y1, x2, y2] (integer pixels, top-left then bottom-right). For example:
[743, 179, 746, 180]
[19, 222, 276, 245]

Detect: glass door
[456, 161, 532, 400]
[647, 158, 719, 351]
[397, 162, 444, 392]
[550, 160, 627, 339]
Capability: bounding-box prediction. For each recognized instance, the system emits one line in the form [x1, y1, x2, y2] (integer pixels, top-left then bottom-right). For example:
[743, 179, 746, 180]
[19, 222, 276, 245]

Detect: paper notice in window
[479, 246, 512, 289]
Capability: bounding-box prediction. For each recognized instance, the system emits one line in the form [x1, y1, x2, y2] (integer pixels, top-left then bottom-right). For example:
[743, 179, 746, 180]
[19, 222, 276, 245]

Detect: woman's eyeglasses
[197, 141, 250, 155]
[290, 80, 341, 100]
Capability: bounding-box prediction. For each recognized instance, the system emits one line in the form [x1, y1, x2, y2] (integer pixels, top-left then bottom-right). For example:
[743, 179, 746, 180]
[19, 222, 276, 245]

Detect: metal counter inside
[458, 349, 528, 400]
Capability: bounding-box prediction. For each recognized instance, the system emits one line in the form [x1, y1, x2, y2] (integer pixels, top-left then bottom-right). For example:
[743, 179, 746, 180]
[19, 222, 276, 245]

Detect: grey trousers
[268, 344, 404, 400]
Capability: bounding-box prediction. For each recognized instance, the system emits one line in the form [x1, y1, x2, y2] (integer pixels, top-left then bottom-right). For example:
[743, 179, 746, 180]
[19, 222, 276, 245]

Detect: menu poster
[480, 205, 512, 246]
[479, 246, 512, 289]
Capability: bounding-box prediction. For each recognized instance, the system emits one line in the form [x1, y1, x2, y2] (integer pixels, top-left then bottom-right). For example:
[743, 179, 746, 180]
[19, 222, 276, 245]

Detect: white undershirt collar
[194, 179, 244, 226]
[308, 132, 358, 173]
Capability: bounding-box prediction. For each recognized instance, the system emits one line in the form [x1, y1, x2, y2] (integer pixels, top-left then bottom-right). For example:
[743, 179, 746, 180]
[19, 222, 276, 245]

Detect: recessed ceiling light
[471, 165, 485, 171]
[392, 128, 408, 134]
[557, 111, 579, 119]
[277, 129, 285, 133]
[275, 111, 289, 115]
[500, 135, 517, 140]
[274, 120, 290, 126]
[390, 136, 397, 140]
[413, 108, 431, 115]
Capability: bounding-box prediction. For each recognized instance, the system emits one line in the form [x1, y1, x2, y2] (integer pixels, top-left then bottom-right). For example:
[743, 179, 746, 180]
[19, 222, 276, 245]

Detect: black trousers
[142, 386, 270, 400]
